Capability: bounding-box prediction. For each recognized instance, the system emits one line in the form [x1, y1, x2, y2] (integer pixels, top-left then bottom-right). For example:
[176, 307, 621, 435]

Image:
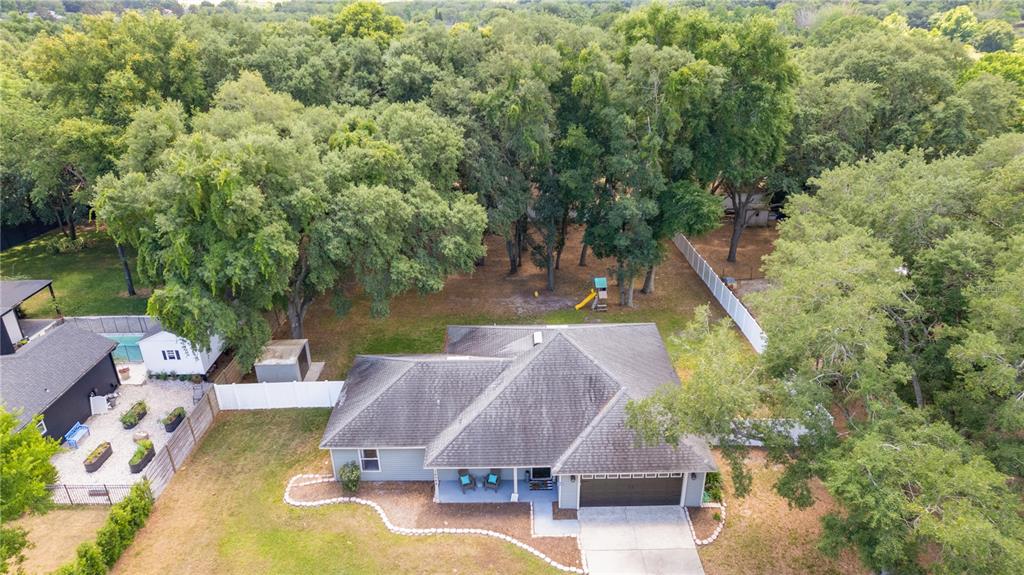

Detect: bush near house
[51, 481, 154, 575]
[704, 472, 723, 503]
[339, 461, 361, 492]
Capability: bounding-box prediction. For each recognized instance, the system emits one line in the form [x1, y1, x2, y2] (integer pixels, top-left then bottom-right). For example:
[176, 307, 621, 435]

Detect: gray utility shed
[254, 339, 311, 382]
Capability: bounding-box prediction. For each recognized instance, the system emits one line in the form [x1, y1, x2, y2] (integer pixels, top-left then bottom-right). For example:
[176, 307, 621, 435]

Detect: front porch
[436, 478, 557, 504]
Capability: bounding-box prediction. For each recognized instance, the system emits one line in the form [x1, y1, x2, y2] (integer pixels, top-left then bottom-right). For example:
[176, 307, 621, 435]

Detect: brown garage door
[580, 476, 683, 507]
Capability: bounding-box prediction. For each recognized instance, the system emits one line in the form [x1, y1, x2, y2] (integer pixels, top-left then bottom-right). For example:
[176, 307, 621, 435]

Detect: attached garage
[579, 474, 683, 507]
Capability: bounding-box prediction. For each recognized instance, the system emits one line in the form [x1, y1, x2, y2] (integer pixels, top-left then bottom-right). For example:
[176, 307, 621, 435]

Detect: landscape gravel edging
[284, 474, 586, 574]
[684, 502, 726, 545]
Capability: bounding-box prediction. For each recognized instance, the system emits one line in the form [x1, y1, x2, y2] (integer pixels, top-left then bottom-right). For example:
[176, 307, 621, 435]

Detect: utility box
[254, 339, 311, 382]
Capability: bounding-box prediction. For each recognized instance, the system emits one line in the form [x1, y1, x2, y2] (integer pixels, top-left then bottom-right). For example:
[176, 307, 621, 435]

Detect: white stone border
[684, 501, 726, 545]
[284, 474, 586, 574]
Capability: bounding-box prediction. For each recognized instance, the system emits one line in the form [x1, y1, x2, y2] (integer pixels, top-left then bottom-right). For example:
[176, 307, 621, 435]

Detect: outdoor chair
[458, 469, 476, 493]
[483, 469, 501, 492]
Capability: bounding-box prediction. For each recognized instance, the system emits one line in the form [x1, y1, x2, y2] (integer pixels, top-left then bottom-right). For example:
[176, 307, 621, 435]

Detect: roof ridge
[356, 354, 510, 363]
[423, 333, 564, 464]
[318, 359, 414, 448]
[551, 389, 626, 474]
[446, 323, 657, 330]
[558, 328, 633, 394]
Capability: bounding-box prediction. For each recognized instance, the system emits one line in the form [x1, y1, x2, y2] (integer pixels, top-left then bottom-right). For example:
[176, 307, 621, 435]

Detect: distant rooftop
[0, 279, 53, 315]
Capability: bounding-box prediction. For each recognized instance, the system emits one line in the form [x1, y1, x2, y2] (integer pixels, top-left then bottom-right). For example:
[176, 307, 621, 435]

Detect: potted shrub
[129, 439, 155, 473]
[120, 401, 148, 429]
[162, 407, 186, 433]
[83, 442, 112, 473]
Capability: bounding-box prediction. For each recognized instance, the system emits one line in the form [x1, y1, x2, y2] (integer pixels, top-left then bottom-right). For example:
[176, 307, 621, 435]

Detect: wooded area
[1, 1, 1023, 573]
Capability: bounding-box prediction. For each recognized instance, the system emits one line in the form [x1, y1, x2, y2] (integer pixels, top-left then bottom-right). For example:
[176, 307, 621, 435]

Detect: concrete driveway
[578, 506, 704, 575]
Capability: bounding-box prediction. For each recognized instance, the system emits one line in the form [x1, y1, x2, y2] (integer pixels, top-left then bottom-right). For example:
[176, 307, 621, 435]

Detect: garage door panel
[580, 477, 682, 507]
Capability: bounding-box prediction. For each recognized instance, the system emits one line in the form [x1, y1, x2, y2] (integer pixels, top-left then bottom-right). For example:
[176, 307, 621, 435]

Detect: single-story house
[0, 281, 119, 440]
[320, 323, 716, 509]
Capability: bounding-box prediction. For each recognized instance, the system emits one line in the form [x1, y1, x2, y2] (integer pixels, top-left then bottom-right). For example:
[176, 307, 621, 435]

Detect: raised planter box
[83, 442, 112, 473]
[163, 410, 185, 433]
[129, 446, 155, 474]
[120, 401, 148, 430]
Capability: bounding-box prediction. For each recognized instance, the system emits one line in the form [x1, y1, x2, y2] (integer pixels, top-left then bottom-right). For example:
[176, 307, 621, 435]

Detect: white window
[162, 350, 181, 360]
[582, 474, 593, 480]
[359, 449, 380, 472]
[35, 419, 47, 435]
[670, 472, 683, 478]
[657, 473, 669, 478]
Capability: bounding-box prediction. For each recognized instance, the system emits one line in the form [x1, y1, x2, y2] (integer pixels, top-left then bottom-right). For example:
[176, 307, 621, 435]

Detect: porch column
[433, 469, 439, 503]
[511, 467, 518, 502]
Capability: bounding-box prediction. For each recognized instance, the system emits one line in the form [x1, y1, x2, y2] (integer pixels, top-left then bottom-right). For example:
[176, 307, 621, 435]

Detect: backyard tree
[96, 73, 486, 369]
[0, 408, 60, 519]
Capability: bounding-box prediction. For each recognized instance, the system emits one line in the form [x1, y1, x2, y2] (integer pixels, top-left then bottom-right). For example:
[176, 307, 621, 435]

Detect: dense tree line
[1, 3, 1022, 572]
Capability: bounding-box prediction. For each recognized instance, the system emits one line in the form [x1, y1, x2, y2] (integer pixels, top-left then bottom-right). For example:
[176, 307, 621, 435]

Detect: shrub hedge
[339, 460, 361, 492]
[49, 481, 154, 575]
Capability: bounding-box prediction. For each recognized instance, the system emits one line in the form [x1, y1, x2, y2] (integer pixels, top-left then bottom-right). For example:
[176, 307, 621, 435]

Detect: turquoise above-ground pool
[104, 333, 144, 363]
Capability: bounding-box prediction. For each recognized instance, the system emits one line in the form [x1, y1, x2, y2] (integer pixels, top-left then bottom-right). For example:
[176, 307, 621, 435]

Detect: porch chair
[483, 469, 502, 492]
[458, 469, 476, 493]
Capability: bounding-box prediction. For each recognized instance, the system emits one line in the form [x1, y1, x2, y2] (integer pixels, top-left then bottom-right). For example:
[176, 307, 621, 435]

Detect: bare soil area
[8, 507, 108, 574]
[687, 506, 721, 541]
[688, 220, 779, 281]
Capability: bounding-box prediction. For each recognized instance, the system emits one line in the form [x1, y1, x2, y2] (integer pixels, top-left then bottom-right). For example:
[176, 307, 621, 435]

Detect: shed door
[579, 476, 682, 507]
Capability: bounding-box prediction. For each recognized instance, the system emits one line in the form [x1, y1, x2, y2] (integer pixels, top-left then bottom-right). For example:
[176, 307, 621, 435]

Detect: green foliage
[0, 408, 59, 519]
[94, 482, 154, 567]
[43, 235, 90, 255]
[84, 442, 112, 466]
[311, 1, 404, 47]
[161, 407, 186, 426]
[119, 401, 147, 429]
[0, 526, 29, 575]
[703, 472, 723, 503]
[129, 440, 154, 466]
[338, 460, 361, 492]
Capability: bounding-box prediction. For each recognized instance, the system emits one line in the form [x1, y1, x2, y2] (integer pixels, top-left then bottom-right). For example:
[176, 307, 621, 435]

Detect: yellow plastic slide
[574, 289, 597, 310]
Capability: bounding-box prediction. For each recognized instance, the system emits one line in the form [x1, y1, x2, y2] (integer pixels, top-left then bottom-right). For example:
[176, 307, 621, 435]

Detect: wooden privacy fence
[214, 381, 344, 410]
[145, 390, 220, 497]
[673, 234, 767, 354]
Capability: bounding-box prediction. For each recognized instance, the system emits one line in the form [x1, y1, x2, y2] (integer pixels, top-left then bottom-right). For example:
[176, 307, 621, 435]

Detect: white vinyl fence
[674, 234, 767, 353]
[214, 381, 344, 410]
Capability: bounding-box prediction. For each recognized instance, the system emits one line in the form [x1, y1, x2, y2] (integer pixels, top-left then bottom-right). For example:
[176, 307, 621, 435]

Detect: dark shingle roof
[0, 322, 116, 428]
[0, 280, 52, 315]
[552, 393, 717, 474]
[321, 323, 717, 474]
[320, 355, 510, 448]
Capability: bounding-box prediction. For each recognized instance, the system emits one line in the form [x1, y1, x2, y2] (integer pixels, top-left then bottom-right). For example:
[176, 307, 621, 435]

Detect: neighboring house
[321, 323, 717, 509]
[0, 280, 119, 440]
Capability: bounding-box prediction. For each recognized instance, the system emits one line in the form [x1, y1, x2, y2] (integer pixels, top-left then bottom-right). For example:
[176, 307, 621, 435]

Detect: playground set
[574, 277, 608, 312]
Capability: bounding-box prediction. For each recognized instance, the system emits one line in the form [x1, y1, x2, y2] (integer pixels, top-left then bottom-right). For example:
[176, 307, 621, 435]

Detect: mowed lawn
[111, 410, 559, 575]
[0, 226, 148, 316]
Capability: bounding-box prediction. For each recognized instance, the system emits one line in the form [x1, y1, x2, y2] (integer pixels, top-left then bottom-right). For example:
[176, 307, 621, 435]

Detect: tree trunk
[616, 264, 627, 306]
[506, 238, 517, 274]
[116, 243, 136, 296]
[910, 371, 924, 409]
[641, 266, 655, 294]
[578, 243, 588, 266]
[626, 277, 635, 307]
[286, 297, 304, 339]
[726, 210, 744, 263]
[53, 208, 68, 237]
[546, 242, 555, 292]
[554, 209, 569, 270]
[65, 207, 77, 242]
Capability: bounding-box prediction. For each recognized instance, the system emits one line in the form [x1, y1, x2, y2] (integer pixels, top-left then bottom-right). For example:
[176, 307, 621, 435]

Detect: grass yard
[0, 225, 148, 316]
[111, 410, 559, 575]
[304, 225, 734, 379]
[6, 507, 109, 574]
[699, 450, 869, 575]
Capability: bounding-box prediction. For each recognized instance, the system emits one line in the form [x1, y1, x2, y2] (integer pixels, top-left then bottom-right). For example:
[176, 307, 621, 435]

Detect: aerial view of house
[322, 324, 715, 509]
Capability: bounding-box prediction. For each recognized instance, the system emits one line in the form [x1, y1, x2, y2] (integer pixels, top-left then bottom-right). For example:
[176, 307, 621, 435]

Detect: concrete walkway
[578, 506, 704, 575]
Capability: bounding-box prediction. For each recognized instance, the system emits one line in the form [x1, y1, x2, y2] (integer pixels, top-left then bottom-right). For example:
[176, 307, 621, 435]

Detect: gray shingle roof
[0, 280, 52, 315]
[552, 393, 717, 474]
[320, 355, 510, 448]
[321, 323, 717, 474]
[0, 322, 116, 428]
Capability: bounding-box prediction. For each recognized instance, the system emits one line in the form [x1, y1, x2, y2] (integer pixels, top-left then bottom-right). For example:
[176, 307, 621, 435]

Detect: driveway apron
[578, 506, 705, 575]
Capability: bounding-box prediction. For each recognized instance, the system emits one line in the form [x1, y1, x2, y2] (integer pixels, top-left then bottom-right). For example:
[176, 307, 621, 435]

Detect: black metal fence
[48, 483, 135, 505]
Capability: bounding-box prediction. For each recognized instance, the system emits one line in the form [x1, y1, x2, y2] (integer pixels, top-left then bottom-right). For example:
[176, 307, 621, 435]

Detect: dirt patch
[118, 287, 153, 298]
[551, 502, 577, 521]
[290, 481, 581, 568]
[687, 506, 721, 541]
[688, 219, 778, 281]
[8, 506, 109, 574]
[698, 449, 869, 575]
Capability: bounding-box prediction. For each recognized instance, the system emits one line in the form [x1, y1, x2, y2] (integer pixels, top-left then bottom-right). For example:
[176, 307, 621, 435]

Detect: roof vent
[533, 331, 543, 346]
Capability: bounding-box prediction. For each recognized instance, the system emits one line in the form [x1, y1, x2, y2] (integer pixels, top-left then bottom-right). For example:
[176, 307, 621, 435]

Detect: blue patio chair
[64, 422, 90, 449]
[458, 469, 476, 493]
[483, 469, 501, 492]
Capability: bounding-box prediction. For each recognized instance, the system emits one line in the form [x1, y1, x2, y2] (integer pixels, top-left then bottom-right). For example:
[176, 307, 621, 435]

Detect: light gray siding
[255, 363, 301, 383]
[683, 472, 706, 506]
[558, 475, 579, 509]
[331, 448, 434, 481]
